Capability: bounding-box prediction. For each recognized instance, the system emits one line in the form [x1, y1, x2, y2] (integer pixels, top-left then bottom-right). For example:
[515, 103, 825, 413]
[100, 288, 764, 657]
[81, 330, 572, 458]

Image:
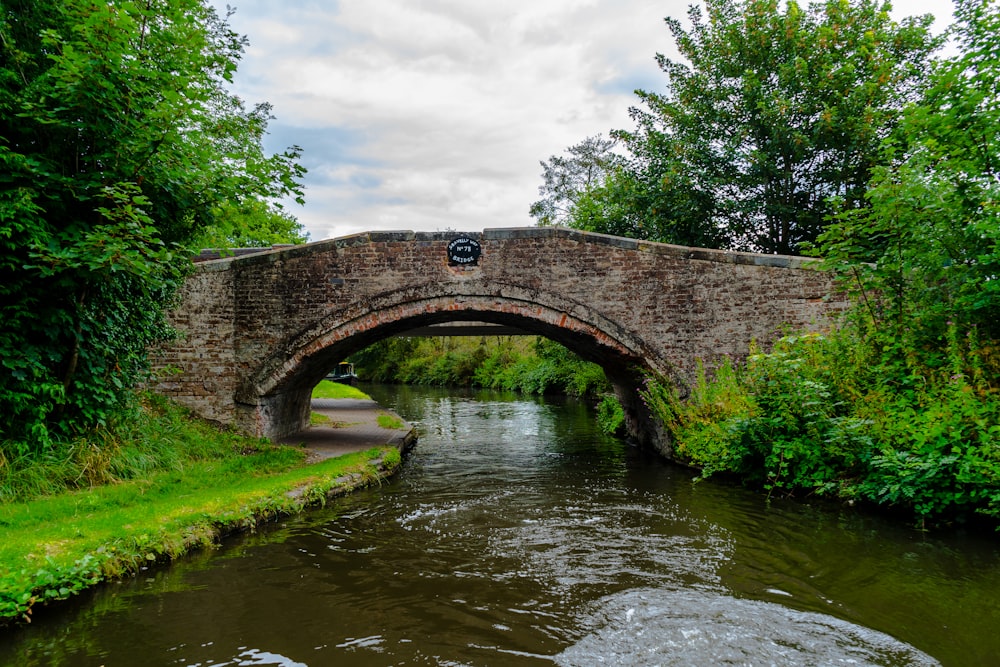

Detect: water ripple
[557, 587, 940, 667]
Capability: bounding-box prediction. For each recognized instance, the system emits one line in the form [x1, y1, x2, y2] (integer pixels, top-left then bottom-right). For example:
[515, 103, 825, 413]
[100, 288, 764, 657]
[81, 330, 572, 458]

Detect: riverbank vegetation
[643, 330, 1000, 528]
[0, 391, 400, 626]
[349, 336, 626, 434]
[352, 337, 606, 396]
[535, 0, 1000, 528]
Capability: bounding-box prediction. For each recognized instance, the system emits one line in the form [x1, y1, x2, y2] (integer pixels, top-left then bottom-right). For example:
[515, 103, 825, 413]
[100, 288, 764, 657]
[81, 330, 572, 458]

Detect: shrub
[596, 395, 626, 436]
[642, 328, 1000, 527]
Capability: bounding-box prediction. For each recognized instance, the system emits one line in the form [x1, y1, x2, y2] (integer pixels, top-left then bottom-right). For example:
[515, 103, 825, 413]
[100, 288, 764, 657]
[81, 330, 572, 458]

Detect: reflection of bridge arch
[153, 227, 845, 454]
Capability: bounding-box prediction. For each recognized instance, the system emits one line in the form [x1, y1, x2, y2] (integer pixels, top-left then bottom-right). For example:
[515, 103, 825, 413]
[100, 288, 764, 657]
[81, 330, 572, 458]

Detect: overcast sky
[209, 0, 958, 243]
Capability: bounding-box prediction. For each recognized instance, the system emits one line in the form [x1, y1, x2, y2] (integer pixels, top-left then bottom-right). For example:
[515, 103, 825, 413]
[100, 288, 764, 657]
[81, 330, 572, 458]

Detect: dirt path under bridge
[278, 398, 417, 462]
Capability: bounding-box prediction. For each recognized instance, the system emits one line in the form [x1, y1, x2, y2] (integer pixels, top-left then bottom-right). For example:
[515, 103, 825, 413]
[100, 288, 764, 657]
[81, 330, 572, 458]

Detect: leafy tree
[528, 134, 725, 246]
[529, 135, 619, 227]
[567, 155, 730, 248]
[640, 1, 1000, 527]
[820, 0, 1000, 350]
[546, 0, 941, 254]
[194, 198, 309, 249]
[0, 0, 305, 449]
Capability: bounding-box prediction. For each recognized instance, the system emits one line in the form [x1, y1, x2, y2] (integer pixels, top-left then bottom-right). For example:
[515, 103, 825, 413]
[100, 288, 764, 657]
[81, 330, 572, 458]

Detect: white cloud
[210, 0, 957, 242]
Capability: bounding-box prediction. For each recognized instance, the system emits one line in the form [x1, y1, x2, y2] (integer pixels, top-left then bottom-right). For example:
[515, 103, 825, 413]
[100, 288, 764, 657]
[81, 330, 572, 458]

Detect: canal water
[3, 385, 999, 666]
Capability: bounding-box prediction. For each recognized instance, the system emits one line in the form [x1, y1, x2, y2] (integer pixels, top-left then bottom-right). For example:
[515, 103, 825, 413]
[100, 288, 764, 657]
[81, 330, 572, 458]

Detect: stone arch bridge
[152, 227, 845, 455]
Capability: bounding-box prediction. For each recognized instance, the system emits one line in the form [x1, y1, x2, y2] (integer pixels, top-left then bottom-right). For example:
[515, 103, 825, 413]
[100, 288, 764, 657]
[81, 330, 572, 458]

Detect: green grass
[311, 380, 371, 400]
[310, 412, 332, 426]
[0, 394, 253, 503]
[0, 392, 402, 626]
[377, 414, 406, 430]
[0, 445, 400, 625]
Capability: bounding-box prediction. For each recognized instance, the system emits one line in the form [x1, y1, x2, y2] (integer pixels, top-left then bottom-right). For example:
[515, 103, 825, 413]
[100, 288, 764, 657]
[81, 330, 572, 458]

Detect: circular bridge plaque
[447, 236, 482, 266]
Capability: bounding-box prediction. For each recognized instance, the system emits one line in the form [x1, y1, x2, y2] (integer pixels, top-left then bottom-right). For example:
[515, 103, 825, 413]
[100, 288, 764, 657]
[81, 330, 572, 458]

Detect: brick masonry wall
[152, 227, 847, 452]
[150, 261, 237, 426]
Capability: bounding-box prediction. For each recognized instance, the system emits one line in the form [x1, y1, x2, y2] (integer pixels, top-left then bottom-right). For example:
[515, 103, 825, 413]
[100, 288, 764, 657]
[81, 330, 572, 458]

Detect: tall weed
[644, 327, 1000, 528]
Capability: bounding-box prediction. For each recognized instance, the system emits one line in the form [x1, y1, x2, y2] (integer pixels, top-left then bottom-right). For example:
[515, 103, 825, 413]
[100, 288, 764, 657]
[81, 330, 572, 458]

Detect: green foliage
[486, 338, 611, 397]
[349, 338, 421, 384]
[642, 358, 757, 478]
[644, 331, 1000, 528]
[350, 336, 611, 399]
[638, 1, 1000, 529]
[543, 0, 941, 254]
[856, 381, 1000, 522]
[0, 0, 304, 448]
[0, 183, 186, 451]
[529, 135, 620, 227]
[596, 395, 626, 436]
[569, 165, 727, 248]
[818, 0, 1000, 347]
[0, 554, 104, 625]
[193, 197, 309, 249]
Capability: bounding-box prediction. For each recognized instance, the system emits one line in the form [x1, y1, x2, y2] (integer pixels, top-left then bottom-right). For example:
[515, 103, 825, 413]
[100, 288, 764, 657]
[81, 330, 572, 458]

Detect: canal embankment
[0, 395, 416, 627]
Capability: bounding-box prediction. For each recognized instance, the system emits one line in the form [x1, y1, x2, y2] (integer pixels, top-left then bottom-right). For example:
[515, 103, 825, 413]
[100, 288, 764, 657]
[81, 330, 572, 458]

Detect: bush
[596, 395, 626, 436]
[643, 329, 1000, 528]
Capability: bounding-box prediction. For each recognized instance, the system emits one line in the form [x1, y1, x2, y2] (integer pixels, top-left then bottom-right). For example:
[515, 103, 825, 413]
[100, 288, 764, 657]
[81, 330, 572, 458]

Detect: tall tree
[820, 0, 1000, 347]
[548, 0, 941, 254]
[0, 0, 305, 447]
[529, 135, 619, 227]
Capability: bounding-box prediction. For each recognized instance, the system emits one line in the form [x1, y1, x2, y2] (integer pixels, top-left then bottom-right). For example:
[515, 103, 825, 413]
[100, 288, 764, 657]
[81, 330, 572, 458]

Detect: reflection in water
[1, 385, 998, 666]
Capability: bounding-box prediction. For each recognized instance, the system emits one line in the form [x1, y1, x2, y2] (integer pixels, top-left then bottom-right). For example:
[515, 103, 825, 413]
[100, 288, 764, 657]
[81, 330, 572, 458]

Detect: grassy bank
[0, 386, 402, 626]
[310, 380, 370, 401]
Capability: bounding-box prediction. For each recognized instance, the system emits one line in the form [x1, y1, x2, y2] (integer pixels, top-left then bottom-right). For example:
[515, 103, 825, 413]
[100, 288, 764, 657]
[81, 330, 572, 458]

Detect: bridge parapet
[194, 227, 823, 270]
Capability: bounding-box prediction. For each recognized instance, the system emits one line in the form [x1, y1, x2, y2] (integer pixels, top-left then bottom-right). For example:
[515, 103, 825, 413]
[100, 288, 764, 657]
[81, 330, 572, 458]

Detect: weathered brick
[151, 227, 847, 456]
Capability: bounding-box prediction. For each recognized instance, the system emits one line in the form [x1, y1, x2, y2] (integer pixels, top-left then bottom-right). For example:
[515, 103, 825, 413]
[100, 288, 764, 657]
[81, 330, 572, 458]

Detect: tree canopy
[194, 198, 309, 249]
[820, 0, 1000, 344]
[0, 0, 305, 448]
[539, 0, 941, 254]
[529, 135, 619, 227]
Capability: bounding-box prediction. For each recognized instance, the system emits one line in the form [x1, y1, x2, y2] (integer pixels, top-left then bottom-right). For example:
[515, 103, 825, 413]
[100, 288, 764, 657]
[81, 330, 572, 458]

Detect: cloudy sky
[209, 0, 958, 242]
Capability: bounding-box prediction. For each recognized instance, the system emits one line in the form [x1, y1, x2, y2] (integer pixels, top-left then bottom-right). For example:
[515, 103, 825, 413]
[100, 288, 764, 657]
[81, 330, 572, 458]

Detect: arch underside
[236, 289, 680, 448]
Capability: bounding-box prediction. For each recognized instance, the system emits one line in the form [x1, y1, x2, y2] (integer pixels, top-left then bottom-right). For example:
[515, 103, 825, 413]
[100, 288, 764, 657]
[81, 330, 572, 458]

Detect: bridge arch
[236, 287, 680, 445]
[154, 227, 845, 456]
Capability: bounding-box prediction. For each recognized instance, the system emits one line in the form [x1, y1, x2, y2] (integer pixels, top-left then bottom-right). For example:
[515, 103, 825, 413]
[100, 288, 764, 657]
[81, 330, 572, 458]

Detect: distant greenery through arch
[349, 336, 626, 435]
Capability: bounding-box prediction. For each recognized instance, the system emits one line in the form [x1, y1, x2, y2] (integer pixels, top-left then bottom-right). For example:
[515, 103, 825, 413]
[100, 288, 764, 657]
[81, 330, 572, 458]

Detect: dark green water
[2, 384, 999, 666]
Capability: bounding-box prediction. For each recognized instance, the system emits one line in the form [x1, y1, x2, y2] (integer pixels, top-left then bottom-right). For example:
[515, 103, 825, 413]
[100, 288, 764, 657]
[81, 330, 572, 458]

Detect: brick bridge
[152, 227, 845, 455]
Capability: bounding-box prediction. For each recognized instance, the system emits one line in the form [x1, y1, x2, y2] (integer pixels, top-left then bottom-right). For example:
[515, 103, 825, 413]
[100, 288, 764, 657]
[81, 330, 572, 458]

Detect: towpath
[279, 398, 416, 462]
